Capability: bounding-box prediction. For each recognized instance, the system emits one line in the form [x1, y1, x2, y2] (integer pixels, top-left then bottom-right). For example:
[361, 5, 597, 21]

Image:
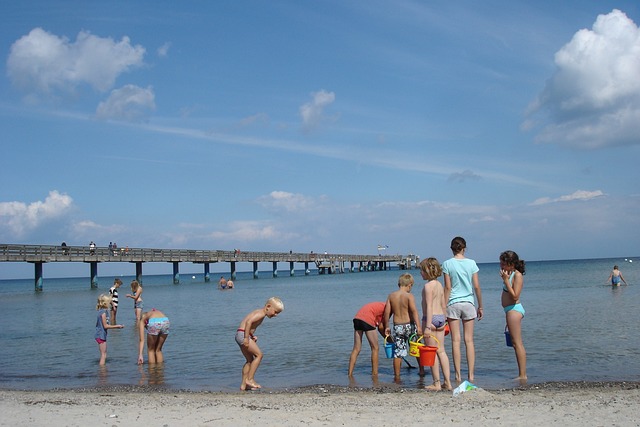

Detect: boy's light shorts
[446, 302, 477, 320]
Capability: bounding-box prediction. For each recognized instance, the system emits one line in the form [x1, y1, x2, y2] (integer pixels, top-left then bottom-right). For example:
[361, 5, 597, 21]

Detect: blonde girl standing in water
[500, 250, 527, 381]
[95, 294, 124, 365]
[126, 280, 143, 323]
[420, 257, 452, 391]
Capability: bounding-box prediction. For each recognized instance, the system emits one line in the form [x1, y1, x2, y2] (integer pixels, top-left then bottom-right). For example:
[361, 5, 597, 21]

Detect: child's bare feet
[425, 380, 441, 391]
[443, 381, 453, 391]
[246, 380, 261, 389]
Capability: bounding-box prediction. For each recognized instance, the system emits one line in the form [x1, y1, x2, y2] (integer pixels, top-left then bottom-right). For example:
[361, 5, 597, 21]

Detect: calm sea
[0, 257, 638, 391]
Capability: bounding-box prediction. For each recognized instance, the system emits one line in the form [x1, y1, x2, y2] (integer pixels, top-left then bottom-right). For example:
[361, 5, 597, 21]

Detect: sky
[1, 1, 640, 279]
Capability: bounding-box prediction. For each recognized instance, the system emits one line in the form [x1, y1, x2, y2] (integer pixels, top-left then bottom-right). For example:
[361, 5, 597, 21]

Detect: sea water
[0, 257, 638, 391]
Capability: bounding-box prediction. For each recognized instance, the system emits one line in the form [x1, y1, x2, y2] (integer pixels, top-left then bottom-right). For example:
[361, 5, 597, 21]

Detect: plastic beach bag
[452, 380, 477, 396]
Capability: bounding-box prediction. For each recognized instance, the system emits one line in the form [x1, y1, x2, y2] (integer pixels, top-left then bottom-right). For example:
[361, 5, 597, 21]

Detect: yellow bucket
[408, 334, 424, 357]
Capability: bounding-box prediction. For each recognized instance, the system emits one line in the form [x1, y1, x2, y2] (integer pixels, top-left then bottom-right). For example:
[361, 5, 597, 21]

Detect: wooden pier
[0, 244, 418, 291]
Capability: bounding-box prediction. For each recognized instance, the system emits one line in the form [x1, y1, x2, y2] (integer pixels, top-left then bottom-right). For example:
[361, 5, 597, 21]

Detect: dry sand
[1, 382, 638, 426]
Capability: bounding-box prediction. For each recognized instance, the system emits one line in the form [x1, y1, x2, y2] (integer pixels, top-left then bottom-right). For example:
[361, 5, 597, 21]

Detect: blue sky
[2, 1, 639, 278]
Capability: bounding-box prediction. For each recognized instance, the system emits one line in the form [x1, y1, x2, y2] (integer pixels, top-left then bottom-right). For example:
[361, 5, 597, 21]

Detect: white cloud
[157, 42, 171, 57]
[530, 190, 605, 206]
[208, 220, 300, 242]
[7, 27, 145, 96]
[258, 191, 323, 213]
[96, 84, 156, 121]
[299, 90, 336, 131]
[525, 9, 640, 148]
[0, 191, 73, 237]
[237, 113, 269, 128]
[71, 220, 126, 236]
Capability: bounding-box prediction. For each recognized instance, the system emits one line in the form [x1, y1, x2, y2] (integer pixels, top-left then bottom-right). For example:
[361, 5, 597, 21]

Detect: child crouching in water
[235, 297, 284, 391]
[95, 294, 124, 365]
[420, 257, 452, 391]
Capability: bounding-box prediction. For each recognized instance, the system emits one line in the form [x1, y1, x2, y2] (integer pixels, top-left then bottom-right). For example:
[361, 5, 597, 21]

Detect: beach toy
[452, 380, 477, 396]
[384, 335, 394, 358]
[444, 322, 450, 336]
[418, 335, 440, 367]
[408, 334, 424, 357]
[504, 325, 513, 347]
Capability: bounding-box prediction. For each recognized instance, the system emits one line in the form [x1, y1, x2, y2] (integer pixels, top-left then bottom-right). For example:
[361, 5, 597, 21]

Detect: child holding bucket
[420, 257, 452, 391]
[348, 301, 387, 377]
[235, 297, 284, 391]
[500, 250, 527, 381]
[384, 273, 422, 381]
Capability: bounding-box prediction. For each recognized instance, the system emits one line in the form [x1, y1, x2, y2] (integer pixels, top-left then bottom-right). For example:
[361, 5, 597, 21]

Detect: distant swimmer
[607, 265, 627, 286]
[218, 276, 228, 289]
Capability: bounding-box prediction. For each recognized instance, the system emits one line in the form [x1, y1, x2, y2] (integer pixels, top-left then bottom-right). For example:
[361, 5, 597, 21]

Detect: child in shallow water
[95, 294, 124, 365]
[126, 280, 143, 323]
[420, 257, 452, 391]
[500, 250, 527, 381]
[138, 308, 170, 365]
[235, 297, 284, 391]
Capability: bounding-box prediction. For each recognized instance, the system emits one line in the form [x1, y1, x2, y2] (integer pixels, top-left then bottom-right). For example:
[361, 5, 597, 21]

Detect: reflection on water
[138, 364, 166, 386]
[97, 366, 109, 387]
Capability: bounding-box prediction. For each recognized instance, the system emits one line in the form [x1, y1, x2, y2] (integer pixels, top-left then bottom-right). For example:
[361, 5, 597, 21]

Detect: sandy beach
[1, 382, 638, 426]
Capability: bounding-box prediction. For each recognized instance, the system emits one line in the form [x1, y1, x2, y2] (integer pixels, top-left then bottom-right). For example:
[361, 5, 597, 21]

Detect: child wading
[235, 297, 284, 391]
[95, 294, 124, 365]
[384, 273, 422, 381]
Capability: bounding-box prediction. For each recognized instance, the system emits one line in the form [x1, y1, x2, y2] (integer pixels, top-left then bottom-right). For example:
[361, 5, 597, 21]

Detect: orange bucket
[418, 335, 440, 367]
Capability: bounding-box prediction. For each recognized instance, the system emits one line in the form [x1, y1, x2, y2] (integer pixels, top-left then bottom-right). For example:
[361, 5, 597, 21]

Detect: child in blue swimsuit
[500, 250, 527, 381]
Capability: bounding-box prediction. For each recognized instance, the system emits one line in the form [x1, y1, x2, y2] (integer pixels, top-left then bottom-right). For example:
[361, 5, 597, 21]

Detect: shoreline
[1, 381, 638, 426]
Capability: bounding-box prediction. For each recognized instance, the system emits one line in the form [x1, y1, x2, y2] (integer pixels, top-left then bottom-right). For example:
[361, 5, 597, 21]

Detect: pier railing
[0, 243, 418, 291]
[0, 244, 404, 264]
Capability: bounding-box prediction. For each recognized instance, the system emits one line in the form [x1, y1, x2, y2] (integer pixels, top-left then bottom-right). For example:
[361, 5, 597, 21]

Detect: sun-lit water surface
[0, 256, 638, 391]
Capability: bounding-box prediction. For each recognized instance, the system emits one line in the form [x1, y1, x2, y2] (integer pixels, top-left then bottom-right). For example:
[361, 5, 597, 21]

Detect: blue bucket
[384, 335, 394, 358]
[504, 326, 513, 347]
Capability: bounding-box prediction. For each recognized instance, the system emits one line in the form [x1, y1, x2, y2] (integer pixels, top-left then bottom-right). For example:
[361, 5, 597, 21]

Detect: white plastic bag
[452, 380, 477, 396]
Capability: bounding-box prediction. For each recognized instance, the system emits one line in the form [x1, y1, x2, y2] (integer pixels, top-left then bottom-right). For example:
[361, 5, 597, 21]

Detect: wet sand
[1, 381, 638, 426]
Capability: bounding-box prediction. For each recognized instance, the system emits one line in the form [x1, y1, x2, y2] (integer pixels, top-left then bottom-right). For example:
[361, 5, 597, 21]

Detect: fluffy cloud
[96, 84, 156, 121]
[299, 90, 336, 131]
[7, 28, 145, 96]
[525, 9, 640, 148]
[0, 191, 73, 237]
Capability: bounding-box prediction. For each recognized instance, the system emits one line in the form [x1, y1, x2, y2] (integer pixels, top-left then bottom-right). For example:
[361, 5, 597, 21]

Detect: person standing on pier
[126, 280, 144, 323]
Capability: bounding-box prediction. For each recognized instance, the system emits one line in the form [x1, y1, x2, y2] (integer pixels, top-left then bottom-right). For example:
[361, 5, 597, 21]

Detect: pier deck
[0, 244, 418, 290]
